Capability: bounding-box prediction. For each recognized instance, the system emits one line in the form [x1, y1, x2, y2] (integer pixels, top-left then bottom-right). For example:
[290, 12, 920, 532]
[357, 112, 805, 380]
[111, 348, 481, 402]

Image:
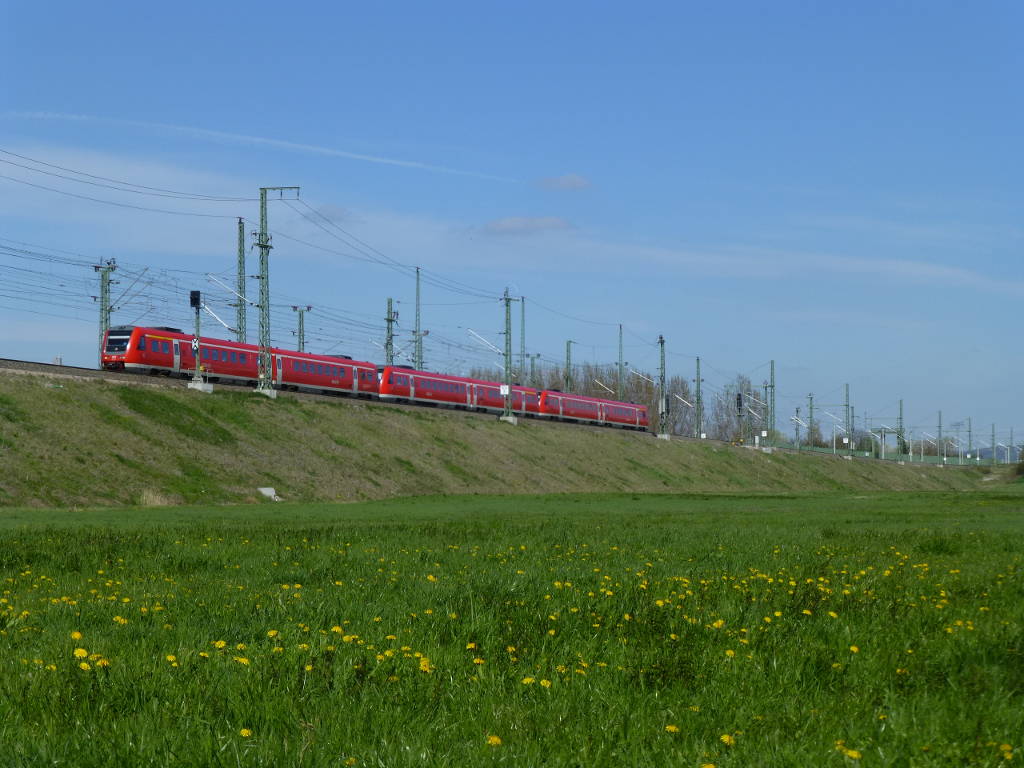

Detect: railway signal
[188, 290, 212, 393]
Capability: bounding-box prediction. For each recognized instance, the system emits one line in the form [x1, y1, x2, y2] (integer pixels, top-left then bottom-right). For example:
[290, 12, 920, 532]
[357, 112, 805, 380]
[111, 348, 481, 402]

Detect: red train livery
[102, 325, 649, 430]
[102, 325, 378, 395]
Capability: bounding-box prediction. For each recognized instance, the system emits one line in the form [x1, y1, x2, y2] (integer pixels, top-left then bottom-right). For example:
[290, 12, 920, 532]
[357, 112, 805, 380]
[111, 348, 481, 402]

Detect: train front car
[100, 325, 139, 370]
[102, 325, 189, 373]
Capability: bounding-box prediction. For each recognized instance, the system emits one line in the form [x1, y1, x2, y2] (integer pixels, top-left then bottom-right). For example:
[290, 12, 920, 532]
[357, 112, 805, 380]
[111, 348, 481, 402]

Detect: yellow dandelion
[304, 664, 313, 671]
[850, 645, 860, 654]
[720, 734, 736, 746]
[70, 631, 82, 640]
[701, 764, 716, 768]
[73, 648, 88, 659]
[239, 728, 253, 738]
[712, 619, 725, 629]
[165, 655, 177, 663]
[540, 679, 552, 688]
[233, 656, 250, 665]
[473, 657, 485, 665]
[343, 759, 357, 767]
[725, 649, 736, 658]
[78, 661, 91, 671]
[828, 611, 839, 619]
[486, 735, 502, 747]
[521, 677, 536, 685]
[213, 640, 226, 649]
[665, 724, 680, 733]
[267, 630, 279, 638]
[465, 642, 476, 649]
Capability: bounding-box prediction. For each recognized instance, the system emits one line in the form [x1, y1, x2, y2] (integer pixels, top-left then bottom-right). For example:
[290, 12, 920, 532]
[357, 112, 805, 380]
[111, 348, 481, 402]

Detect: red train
[102, 325, 649, 430]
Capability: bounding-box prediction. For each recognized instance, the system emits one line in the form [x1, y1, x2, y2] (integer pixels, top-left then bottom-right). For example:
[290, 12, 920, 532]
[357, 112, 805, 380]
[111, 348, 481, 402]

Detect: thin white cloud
[481, 216, 573, 236]
[538, 173, 591, 190]
[4, 111, 515, 182]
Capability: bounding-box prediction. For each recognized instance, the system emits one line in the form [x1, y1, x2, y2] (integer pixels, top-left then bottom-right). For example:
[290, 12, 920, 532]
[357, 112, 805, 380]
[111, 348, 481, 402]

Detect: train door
[275, 356, 283, 386]
[172, 341, 181, 373]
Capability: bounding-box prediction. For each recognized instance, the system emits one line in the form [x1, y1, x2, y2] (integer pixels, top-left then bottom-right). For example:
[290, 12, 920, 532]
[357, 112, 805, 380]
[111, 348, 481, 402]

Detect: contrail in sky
[3, 111, 515, 182]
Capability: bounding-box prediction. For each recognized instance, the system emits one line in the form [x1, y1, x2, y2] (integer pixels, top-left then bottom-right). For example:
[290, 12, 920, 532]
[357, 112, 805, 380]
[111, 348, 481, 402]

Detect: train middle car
[378, 366, 542, 416]
[539, 391, 649, 429]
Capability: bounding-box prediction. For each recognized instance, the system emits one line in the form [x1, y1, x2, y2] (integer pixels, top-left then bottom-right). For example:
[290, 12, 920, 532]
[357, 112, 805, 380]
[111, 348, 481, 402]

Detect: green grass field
[1, 492, 1021, 766]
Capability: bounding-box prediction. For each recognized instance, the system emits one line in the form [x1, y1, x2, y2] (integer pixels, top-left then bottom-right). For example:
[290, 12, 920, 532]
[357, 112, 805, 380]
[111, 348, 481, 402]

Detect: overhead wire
[0, 174, 242, 218]
[0, 148, 257, 201]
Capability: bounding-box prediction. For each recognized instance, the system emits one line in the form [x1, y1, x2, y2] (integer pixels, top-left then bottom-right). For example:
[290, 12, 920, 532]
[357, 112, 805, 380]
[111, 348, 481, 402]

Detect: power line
[0, 174, 242, 218]
[0, 150, 256, 201]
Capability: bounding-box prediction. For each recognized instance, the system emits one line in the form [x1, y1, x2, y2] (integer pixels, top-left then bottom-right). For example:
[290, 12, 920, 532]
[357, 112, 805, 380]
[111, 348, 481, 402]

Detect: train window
[211, 350, 218, 361]
[231, 351, 237, 363]
[150, 340, 158, 352]
[239, 354, 246, 364]
[161, 342, 170, 354]
[202, 349, 209, 360]
[138, 337, 146, 350]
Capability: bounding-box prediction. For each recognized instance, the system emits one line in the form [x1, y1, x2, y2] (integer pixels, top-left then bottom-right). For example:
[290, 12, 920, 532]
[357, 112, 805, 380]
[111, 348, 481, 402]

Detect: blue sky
[1, 1, 1021, 444]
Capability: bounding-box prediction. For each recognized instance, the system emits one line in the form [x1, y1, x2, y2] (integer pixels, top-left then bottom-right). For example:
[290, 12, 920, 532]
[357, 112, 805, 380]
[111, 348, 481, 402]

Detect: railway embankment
[0, 369, 1000, 507]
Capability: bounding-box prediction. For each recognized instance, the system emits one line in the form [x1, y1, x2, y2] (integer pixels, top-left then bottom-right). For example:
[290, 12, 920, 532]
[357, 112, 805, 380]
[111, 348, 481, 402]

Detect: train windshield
[104, 328, 133, 353]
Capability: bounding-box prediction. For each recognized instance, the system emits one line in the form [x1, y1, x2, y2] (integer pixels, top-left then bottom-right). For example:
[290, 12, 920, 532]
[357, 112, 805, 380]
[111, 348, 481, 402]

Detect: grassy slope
[0, 372, 1000, 507]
